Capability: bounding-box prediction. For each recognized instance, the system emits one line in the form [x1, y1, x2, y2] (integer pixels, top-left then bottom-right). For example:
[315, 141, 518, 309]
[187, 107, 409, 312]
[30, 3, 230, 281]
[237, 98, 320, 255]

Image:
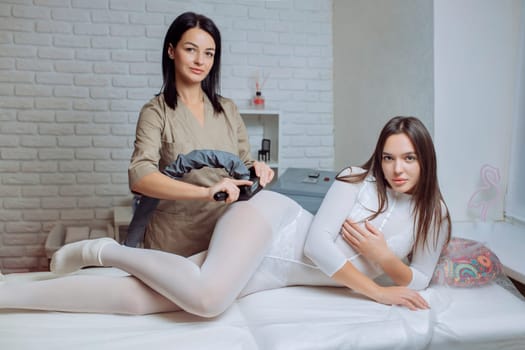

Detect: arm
[229, 101, 253, 168]
[342, 220, 413, 286]
[332, 261, 429, 310]
[228, 99, 274, 186]
[406, 209, 449, 290]
[304, 171, 429, 309]
[129, 100, 250, 203]
[132, 171, 250, 203]
[304, 174, 359, 277]
[342, 206, 449, 290]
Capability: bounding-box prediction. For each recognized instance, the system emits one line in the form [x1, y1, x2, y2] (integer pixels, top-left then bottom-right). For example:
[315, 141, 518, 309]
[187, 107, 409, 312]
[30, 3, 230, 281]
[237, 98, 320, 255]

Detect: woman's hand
[341, 220, 390, 264]
[342, 219, 414, 287]
[375, 285, 430, 311]
[332, 261, 427, 311]
[208, 178, 253, 203]
[252, 161, 275, 187]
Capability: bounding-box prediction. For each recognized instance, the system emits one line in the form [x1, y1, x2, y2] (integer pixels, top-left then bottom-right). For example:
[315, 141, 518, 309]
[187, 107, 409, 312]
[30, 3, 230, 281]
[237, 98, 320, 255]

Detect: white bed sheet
[238, 286, 434, 350]
[0, 268, 524, 350]
[427, 284, 525, 350]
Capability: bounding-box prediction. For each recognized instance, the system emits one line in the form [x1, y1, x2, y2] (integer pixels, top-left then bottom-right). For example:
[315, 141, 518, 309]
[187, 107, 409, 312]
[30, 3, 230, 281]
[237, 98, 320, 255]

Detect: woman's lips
[392, 178, 407, 185]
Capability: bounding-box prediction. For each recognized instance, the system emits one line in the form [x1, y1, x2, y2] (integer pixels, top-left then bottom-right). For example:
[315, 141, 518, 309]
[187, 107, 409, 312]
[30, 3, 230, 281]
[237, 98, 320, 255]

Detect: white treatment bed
[1, 266, 524, 350]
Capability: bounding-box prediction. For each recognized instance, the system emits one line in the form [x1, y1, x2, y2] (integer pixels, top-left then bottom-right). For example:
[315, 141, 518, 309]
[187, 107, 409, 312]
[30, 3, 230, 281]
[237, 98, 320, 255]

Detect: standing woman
[0, 116, 450, 316]
[129, 12, 274, 255]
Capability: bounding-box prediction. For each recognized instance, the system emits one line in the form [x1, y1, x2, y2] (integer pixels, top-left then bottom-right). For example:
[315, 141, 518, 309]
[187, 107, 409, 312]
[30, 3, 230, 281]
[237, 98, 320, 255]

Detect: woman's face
[168, 27, 215, 86]
[381, 133, 421, 194]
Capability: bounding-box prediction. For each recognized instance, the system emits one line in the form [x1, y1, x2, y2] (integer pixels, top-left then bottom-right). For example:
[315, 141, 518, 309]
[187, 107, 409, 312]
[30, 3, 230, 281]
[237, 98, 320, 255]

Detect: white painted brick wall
[0, 0, 334, 272]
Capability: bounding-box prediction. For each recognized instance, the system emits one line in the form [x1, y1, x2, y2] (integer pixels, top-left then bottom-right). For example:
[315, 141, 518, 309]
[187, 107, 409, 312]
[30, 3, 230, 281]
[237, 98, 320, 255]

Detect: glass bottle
[252, 91, 265, 108]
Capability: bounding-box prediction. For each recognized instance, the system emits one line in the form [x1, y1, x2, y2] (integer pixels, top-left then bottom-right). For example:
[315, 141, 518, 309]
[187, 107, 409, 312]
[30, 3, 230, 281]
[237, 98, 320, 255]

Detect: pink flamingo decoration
[467, 164, 502, 221]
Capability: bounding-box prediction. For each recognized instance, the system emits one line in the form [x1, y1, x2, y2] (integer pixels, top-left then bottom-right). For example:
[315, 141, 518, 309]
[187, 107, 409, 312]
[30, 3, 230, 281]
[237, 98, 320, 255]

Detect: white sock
[50, 238, 117, 275]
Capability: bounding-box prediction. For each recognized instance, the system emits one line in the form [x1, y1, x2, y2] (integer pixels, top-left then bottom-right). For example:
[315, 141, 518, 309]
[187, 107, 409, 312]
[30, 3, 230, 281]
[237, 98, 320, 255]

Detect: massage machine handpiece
[213, 178, 262, 202]
[124, 150, 251, 248]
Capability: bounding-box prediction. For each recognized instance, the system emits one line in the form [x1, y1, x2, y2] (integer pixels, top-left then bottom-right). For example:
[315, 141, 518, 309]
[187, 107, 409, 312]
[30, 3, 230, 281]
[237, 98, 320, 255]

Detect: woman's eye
[205, 51, 214, 57]
[382, 155, 392, 161]
[406, 155, 417, 162]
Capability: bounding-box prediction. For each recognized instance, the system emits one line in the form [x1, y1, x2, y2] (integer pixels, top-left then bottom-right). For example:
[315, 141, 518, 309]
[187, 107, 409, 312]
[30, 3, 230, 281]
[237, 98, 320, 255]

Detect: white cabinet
[239, 108, 281, 173]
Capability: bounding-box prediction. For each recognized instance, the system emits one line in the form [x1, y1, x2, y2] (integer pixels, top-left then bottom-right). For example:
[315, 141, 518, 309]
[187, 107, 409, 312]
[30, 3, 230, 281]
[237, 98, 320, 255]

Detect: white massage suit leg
[50, 237, 117, 274]
[0, 191, 292, 317]
[101, 191, 282, 317]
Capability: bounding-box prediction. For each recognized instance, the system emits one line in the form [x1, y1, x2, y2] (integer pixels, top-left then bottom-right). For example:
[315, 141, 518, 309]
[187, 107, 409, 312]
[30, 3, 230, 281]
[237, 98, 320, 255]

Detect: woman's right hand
[208, 178, 253, 203]
[374, 286, 430, 311]
[341, 219, 391, 264]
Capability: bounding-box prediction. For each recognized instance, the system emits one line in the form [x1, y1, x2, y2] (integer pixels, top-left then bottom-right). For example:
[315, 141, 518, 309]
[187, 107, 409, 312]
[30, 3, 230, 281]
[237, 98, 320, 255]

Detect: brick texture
[0, 0, 333, 272]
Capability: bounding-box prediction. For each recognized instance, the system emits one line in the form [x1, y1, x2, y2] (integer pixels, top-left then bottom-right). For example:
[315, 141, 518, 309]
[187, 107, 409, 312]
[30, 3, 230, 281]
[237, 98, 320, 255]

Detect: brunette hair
[160, 12, 223, 113]
[338, 116, 451, 250]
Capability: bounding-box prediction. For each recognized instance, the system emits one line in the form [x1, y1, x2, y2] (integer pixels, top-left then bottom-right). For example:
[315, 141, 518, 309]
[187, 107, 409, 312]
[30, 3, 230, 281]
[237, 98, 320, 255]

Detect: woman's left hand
[252, 161, 275, 187]
[341, 220, 390, 264]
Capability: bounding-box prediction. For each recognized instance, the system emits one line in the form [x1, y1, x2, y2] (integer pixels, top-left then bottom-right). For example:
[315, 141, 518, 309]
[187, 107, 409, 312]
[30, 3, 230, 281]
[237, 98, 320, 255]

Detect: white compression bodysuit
[2, 168, 447, 317]
[240, 167, 447, 297]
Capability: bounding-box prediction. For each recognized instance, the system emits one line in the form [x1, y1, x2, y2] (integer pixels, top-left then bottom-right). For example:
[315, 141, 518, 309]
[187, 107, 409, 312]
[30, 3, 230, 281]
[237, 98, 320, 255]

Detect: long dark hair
[338, 116, 451, 250]
[160, 12, 223, 113]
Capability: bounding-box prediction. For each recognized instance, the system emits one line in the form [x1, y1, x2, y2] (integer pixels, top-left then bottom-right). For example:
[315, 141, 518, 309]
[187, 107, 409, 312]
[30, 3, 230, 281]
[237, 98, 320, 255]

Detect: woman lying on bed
[0, 116, 451, 317]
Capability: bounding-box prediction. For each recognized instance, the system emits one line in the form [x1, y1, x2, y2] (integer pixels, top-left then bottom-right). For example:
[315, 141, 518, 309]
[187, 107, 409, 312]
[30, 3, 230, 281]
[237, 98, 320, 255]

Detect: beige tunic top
[128, 94, 253, 256]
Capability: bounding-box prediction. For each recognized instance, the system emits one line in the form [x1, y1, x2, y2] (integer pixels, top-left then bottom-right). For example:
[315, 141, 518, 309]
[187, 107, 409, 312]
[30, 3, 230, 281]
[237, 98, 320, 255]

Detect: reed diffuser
[252, 71, 270, 108]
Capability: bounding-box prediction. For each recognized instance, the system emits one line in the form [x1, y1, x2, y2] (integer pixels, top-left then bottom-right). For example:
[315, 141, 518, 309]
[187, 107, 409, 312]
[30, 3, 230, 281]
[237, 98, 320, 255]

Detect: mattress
[1, 268, 524, 350]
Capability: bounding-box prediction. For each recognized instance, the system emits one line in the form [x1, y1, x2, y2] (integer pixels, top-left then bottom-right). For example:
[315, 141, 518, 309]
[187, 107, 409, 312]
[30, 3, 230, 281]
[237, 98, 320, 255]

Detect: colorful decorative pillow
[431, 237, 504, 287]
